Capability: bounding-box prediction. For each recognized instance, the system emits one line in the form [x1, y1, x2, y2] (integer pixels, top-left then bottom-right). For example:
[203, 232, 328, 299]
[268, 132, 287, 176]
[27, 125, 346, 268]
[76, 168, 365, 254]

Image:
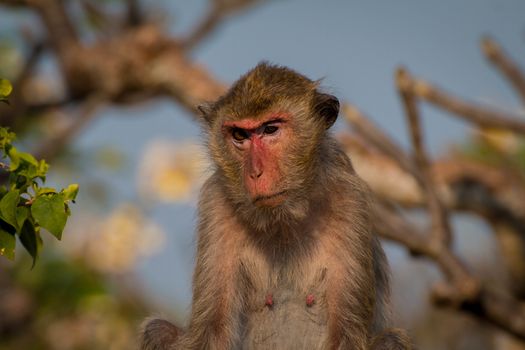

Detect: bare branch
[374, 201, 472, 288]
[476, 288, 525, 339]
[33, 94, 105, 161]
[26, 0, 78, 51]
[81, 0, 114, 34]
[433, 280, 525, 340]
[375, 201, 525, 340]
[181, 0, 261, 50]
[340, 133, 525, 220]
[0, 36, 46, 128]
[373, 201, 430, 255]
[396, 67, 453, 246]
[344, 92, 525, 336]
[125, 0, 143, 27]
[15, 39, 45, 86]
[144, 43, 227, 115]
[2, 1, 524, 341]
[0, 0, 29, 6]
[342, 104, 417, 177]
[396, 68, 428, 170]
[344, 100, 451, 247]
[482, 36, 525, 106]
[412, 76, 525, 134]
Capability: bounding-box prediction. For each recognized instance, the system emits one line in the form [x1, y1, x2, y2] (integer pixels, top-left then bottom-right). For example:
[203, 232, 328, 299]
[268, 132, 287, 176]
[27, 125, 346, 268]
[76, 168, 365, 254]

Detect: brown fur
[140, 63, 412, 349]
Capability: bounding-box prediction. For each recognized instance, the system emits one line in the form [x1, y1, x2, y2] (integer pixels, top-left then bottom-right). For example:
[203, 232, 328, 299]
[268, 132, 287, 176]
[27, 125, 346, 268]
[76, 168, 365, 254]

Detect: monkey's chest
[241, 286, 329, 349]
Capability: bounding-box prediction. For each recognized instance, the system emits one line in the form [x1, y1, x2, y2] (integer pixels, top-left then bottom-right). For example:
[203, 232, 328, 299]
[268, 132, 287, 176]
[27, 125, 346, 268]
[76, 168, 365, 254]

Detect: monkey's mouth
[253, 190, 287, 207]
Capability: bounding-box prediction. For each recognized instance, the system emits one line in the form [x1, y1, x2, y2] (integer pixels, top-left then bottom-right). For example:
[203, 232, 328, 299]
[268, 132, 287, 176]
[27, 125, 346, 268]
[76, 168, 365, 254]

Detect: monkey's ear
[314, 93, 339, 129]
[197, 103, 214, 126]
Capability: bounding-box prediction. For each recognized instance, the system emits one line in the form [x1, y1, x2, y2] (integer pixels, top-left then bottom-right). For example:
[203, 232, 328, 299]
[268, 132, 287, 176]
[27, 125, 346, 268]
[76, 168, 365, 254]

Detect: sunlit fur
[140, 63, 412, 350]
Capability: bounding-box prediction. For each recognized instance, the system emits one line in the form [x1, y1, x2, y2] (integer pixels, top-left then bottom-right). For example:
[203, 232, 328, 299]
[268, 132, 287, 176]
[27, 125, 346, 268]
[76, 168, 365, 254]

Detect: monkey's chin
[252, 190, 287, 208]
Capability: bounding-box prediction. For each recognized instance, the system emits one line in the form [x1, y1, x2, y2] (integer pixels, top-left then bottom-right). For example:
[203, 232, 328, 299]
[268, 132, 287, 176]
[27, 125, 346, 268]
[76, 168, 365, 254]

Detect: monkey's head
[200, 63, 339, 225]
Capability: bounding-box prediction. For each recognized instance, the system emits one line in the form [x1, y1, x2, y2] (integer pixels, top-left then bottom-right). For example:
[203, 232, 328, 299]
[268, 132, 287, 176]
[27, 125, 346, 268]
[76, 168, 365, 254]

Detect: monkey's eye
[232, 128, 249, 141]
[263, 125, 279, 135]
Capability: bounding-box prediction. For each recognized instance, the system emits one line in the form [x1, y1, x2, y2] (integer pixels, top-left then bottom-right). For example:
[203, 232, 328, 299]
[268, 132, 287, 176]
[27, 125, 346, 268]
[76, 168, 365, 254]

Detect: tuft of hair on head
[204, 62, 339, 131]
[207, 62, 317, 120]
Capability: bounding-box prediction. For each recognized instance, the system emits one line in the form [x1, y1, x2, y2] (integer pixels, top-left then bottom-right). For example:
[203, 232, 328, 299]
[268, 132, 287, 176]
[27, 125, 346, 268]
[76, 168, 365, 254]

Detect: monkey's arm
[140, 233, 241, 350]
[323, 223, 411, 350]
[321, 197, 376, 350]
[141, 179, 243, 350]
[325, 261, 374, 350]
[178, 234, 242, 350]
[175, 181, 244, 350]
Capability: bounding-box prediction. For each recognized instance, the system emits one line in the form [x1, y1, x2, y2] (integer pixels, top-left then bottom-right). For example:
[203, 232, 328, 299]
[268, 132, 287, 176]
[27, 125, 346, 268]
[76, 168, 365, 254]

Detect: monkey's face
[220, 111, 297, 208]
[206, 101, 338, 215]
[201, 63, 340, 221]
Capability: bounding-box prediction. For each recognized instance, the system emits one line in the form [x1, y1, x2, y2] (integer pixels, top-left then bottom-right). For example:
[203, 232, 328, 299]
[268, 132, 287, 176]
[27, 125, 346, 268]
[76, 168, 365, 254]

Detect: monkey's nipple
[306, 294, 315, 307]
[265, 294, 274, 308]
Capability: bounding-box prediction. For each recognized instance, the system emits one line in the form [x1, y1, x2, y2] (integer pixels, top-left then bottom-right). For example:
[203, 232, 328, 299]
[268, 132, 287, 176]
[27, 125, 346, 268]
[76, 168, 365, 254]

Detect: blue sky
[2, 0, 525, 319]
[85, 0, 525, 315]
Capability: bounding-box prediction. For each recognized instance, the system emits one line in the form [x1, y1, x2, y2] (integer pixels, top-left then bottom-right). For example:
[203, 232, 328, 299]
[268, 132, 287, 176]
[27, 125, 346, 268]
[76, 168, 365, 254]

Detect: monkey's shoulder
[196, 174, 236, 222]
[197, 172, 225, 203]
[321, 141, 369, 192]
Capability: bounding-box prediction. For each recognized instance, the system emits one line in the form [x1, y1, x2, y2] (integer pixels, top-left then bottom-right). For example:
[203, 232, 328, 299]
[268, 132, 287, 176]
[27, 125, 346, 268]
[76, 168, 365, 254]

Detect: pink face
[222, 113, 291, 207]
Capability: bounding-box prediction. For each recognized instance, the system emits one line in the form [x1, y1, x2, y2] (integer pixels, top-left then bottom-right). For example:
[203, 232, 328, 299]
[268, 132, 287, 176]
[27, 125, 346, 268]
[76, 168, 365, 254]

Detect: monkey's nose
[248, 153, 263, 179]
[250, 169, 263, 179]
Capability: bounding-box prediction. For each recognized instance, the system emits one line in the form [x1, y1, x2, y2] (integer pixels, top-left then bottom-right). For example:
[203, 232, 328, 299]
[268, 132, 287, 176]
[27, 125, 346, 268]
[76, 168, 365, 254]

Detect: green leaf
[0, 227, 15, 260]
[7, 148, 46, 188]
[7, 147, 20, 171]
[12, 174, 31, 193]
[0, 219, 16, 235]
[36, 187, 57, 196]
[0, 189, 20, 229]
[19, 220, 41, 267]
[18, 151, 38, 167]
[31, 193, 67, 240]
[7, 148, 41, 178]
[37, 159, 49, 179]
[16, 153, 39, 180]
[0, 127, 16, 150]
[0, 79, 12, 103]
[16, 206, 28, 229]
[61, 184, 79, 201]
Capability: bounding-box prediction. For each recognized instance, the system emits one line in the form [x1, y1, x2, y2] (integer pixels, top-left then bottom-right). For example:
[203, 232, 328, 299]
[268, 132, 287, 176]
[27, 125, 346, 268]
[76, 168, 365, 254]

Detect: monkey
[140, 62, 411, 350]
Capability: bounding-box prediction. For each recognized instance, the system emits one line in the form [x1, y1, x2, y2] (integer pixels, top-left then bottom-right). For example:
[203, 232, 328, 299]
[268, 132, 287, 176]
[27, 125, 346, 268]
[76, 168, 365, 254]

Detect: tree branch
[0, 35, 46, 129]
[396, 67, 453, 246]
[26, 0, 78, 51]
[342, 104, 417, 177]
[33, 94, 105, 161]
[481, 36, 525, 106]
[374, 201, 525, 340]
[411, 76, 525, 134]
[181, 0, 261, 50]
[0, 0, 29, 6]
[125, 0, 143, 27]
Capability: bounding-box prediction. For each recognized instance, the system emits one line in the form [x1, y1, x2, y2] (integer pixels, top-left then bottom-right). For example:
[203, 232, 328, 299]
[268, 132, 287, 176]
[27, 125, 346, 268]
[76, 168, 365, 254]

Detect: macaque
[140, 63, 411, 349]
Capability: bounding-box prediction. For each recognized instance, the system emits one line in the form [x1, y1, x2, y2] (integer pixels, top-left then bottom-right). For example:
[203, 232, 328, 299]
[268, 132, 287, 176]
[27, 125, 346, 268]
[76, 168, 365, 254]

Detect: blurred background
[1, 0, 525, 349]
